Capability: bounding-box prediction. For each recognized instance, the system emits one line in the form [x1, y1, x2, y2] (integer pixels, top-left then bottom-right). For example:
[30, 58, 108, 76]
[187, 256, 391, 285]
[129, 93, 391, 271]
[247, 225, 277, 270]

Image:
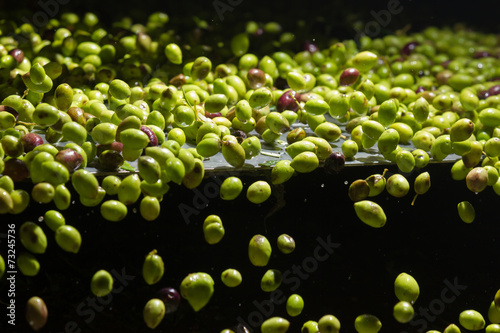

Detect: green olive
[55, 225, 81, 253]
[353, 200, 386, 228]
[221, 268, 242, 287]
[459, 310, 485, 331]
[143, 298, 165, 329]
[140, 196, 161, 221]
[248, 234, 272, 267]
[143, 249, 164, 285]
[261, 269, 282, 292]
[100, 199, 128, 222]
[393, 301, 415, 323]
[247, 180, 271, 204]
[20, 221, 47, 254]
[318, 314, 341, 333]
[203, 215, 225, 245]
[220, 176, 243, 200]
[180, 272, 215, 312]
[91, 269, 114, 297]
[286, 294, 304, 317]
[394, 272, 420, 304]
[17, 252, 40, 276]
[261, 317, 290, 333]
[354, 314, 382, 333]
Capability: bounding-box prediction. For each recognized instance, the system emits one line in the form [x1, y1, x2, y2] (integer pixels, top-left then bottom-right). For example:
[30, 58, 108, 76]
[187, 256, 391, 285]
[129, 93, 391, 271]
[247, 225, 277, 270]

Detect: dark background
[0, 0, 500, 332]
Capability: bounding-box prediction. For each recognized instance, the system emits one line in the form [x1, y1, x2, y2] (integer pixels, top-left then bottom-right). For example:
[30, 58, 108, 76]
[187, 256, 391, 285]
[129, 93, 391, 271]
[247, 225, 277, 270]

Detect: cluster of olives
[0, 6, 500, 332]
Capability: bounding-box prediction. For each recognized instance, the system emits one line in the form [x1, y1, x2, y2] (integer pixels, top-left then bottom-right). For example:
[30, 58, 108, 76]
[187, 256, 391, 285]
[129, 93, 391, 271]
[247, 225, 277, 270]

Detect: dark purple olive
[488, 84, 500, 96]
[247, 68, 266, 90]
[140, 126, 158, 147]
[478, 90, 490, 100]
[324, 152, 345, 174]
[156, 287, 181, 314]
[302, 41, 319, 53]
[401, 41, 419, 56]
[473, 50, 493, 59]
[0, 105, 19, 119]
[54, 148, 83, 172]
[230, 129, 247, 143]
[3, 158, 29, 181]
[253, 28, 264, 37]
[274, 76, 289, 90]
[98, 150, 124, 171]
[339, 68, 360, 86]
[415, 86, 426, 94]
[20, 133, 43, 153]
[235, 324, 251, 333]
[276, 90, 299, 113]
[96, 142, 123, 156]
[8, 48, 24, 63]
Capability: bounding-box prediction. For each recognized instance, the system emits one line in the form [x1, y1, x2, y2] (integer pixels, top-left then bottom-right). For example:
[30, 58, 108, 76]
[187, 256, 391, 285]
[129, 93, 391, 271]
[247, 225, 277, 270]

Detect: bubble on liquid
[304, 198, 307, 203]
[38, 216, 44, 222]
[132, 208, 137, 213]
[321, 183, 325, 188]
[344, 181, 348, 185]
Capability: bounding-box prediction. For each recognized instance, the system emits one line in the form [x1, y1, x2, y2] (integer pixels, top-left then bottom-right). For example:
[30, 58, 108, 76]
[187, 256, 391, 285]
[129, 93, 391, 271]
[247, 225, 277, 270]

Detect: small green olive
[393, 301, 415, 323]
[221, 268, 242, 287]
[17, 252, 40, 276]
[100, 200, 128, 222]
[354, 314, 382, 333]
[261, 317, 290, 333]
[249, 234, 272, 267]
[143, 249, 164, 285]
[318, 314, 341, 333]
[286, 294, 304, 317]
[143, 298, 165, 329]
[91, 269, 114, 297]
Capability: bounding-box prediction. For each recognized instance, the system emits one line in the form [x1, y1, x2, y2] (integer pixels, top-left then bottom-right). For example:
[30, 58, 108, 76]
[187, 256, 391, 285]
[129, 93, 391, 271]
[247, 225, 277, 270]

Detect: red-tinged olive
[67, 106, 86, 125]
[20, 133, 43, 153]
[141, 125, 158, 147]
[54, 148, 83, 172]
[401, 41, 419, 56]
[473, 50, 493, 59]
[247, 68, 266, 90]
[9, 48, 24, 63]
[324, 152, 345, 174]
[156, 287, 181, 314]
[339, 68, 360, 86]
[204, 110, 222, 118]
[276, 90, 299, 113]
[3, 159, 29, 182]
[96, 142, 123, 155]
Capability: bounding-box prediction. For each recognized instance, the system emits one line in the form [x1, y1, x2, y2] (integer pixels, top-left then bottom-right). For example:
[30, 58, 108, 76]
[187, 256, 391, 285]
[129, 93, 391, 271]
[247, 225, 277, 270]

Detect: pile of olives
[0, 7, 500, 333]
